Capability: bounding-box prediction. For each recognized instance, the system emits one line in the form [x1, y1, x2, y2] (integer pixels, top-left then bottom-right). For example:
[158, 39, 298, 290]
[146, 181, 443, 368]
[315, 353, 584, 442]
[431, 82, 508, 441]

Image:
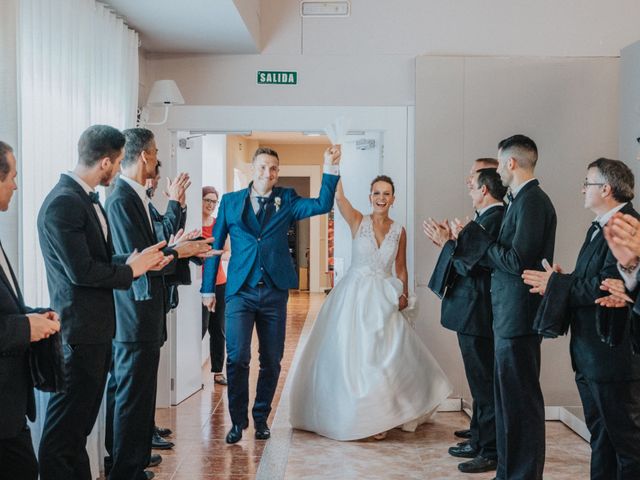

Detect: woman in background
[201, 186, 229, 385]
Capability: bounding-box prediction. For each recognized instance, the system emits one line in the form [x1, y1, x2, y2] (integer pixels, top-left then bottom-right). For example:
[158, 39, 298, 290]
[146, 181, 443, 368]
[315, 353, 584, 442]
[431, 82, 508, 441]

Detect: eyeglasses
[582, 181, 606, 189]
[203, 199, 218, 206]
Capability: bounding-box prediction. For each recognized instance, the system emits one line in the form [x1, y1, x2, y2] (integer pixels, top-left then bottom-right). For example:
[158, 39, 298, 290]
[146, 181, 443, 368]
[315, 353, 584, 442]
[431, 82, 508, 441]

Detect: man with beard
[38, 125, 168, 480]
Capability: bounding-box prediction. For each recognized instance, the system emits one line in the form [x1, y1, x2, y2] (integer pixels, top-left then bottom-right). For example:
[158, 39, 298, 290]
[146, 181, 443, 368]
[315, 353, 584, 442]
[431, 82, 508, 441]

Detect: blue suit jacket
[201, 173, 339, 297]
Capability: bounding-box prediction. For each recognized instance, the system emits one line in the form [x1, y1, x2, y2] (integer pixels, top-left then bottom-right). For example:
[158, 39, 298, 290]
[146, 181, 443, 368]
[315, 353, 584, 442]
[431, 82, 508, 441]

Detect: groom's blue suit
[203, 173, 339, 426]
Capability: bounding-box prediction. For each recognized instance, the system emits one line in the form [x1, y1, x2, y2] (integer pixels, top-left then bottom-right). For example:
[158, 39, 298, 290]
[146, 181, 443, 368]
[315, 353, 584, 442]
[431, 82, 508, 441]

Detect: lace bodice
[350, 215, 402, 276]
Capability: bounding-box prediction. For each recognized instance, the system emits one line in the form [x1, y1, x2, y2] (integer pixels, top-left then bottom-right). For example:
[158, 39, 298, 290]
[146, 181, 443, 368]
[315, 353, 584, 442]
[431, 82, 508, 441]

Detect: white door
[170, 132, 204, 404]
[333, 132, 383, 283]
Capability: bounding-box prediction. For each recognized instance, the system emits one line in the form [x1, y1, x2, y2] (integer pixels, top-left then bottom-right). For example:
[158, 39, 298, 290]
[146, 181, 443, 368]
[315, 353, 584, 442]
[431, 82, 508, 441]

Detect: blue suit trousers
[225, 284, 288, 426]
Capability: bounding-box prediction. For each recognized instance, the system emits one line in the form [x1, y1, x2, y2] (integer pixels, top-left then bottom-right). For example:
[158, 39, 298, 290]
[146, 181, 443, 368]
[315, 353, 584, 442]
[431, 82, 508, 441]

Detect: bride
[289, 175, 452, 441]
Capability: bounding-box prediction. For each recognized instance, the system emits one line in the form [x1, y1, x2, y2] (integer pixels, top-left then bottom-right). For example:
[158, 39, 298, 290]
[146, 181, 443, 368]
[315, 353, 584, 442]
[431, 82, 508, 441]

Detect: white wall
[144, 0, 640, 108]
[619, 40, 640, 192]
[415, 56, 619, 407]
[0, 0, 20, 274]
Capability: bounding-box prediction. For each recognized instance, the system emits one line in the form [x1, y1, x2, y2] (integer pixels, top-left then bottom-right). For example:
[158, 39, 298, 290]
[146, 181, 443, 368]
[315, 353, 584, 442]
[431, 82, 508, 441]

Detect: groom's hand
[324, 145, 341, 165]
[202, 296, 216, 312]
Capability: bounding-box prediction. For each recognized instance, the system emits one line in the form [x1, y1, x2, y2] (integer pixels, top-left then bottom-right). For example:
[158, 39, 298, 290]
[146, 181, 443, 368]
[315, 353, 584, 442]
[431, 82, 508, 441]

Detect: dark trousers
[39, 343, 111, 480]
[0, 423, 37, 480]
[225, 284, 288, 426]
[108, 341, 161, 480]
[202, 283, 226, 373]
[458, 333, 496, 460]
[576, 372, 640, 480]
[494, 335, 545, 480]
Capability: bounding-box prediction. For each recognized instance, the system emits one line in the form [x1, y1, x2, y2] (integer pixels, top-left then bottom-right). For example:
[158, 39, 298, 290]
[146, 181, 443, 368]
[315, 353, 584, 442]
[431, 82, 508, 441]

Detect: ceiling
[102, 0, 261, 54]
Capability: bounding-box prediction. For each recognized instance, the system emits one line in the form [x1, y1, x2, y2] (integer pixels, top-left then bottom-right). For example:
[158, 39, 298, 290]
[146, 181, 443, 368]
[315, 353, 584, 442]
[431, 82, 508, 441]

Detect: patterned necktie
[88, 191, 100, 204]
[257, 197, 268, 224]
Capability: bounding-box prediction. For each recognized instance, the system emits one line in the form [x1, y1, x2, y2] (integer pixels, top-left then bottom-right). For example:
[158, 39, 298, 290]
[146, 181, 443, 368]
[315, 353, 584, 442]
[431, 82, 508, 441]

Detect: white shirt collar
[595, 203, 626, 228]
[64, 171, 96, 195]
[120, 175, 149, 204]
[250, 186, 272, 198]
[477, 202, 504, 217]
[511, 178, 536, 198]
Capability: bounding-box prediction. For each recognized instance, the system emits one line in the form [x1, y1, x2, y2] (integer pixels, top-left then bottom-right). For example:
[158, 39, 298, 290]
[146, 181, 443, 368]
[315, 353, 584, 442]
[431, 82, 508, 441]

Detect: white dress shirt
[120, 175, 153, 229]
[63, 171, 108, 240]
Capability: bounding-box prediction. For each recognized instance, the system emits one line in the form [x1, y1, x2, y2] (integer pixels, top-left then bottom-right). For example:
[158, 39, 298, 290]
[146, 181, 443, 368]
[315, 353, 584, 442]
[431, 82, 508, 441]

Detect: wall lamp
[137, 80, 185, 127]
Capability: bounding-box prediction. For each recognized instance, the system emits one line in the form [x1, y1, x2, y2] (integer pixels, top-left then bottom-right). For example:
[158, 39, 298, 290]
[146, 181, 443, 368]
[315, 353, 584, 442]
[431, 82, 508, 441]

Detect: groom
[202, 145, 341, 443]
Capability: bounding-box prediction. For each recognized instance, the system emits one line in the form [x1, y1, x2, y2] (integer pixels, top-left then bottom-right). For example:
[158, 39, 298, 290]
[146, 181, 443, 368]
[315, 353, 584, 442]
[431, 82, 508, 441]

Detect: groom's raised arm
[291, 145, 341, 221]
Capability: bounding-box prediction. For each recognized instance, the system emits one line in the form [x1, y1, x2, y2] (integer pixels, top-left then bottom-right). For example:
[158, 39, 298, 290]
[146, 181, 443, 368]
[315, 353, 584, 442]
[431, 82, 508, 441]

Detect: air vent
[301, 1, 350, 17]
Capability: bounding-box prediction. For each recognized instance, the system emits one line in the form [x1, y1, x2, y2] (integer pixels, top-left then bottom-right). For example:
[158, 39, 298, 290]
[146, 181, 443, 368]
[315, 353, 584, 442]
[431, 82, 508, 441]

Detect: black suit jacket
[106, 178, 177, 343]
[37, 175, 133, 344]
[439, 205, 505, 337]
[0, 244, 37, 439]
[569, 203, 640, 382]
[149, 200, 191, 311]
[454, 180, 557, 338]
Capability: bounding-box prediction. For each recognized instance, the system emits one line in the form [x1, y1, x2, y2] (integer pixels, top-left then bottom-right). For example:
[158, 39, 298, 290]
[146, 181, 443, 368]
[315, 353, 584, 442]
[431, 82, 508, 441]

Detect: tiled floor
[144, 291, 590, 480]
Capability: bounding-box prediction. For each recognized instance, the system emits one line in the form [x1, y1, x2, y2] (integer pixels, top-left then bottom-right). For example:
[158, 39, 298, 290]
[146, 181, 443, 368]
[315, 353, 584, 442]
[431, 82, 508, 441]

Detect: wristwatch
[620, 257, 640, 274]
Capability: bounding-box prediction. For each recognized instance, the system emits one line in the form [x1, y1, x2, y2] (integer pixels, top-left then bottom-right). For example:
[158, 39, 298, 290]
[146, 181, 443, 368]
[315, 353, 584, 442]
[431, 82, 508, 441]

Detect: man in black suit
[426, 166, 506, 474]
[37, 125, 169, 480]
[524, 158, 640, 479]
[105, 128, 214, 480]
[0, 141, 60, 480]
[454, 135, 556, 480]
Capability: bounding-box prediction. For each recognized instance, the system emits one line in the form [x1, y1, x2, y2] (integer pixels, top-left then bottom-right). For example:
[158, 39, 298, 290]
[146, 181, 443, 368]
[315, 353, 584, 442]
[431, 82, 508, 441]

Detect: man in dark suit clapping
[37, 125, 169, 480]
[105, 128, 215, 480]
[524, 158, 640, 479]
[0, 141, 60, 480]
[426, 166, 506, 474]
[454, 135, 556, 480]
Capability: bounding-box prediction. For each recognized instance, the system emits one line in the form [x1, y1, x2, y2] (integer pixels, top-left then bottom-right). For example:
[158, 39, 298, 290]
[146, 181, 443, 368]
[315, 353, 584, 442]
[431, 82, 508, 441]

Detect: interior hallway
[146, 292, 591, 480]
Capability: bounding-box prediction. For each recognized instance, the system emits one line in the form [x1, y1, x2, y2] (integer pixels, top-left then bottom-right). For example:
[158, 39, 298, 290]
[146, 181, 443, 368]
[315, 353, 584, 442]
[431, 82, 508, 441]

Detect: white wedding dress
[289, 215, 452, 441]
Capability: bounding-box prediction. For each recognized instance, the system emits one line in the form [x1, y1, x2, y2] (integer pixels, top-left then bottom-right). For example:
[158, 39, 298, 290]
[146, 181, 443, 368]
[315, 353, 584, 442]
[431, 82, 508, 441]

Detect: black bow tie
[88, 191, 100, 204]
[591, 220, 602, 232]
[146, 187, 154, 199]
[506, 192, 514, 203]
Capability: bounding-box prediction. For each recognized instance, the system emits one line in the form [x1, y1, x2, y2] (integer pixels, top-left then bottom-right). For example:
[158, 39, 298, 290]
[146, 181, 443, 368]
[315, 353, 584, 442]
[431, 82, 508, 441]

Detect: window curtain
[18, 0, 138, 477]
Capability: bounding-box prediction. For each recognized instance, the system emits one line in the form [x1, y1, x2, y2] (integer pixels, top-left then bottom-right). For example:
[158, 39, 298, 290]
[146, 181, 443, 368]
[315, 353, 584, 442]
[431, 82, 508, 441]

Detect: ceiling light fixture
[300, 1, 350, 17]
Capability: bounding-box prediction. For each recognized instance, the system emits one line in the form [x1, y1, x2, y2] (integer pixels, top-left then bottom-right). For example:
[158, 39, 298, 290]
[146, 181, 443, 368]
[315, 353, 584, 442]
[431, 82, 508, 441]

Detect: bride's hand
[399, 294, 408, 311]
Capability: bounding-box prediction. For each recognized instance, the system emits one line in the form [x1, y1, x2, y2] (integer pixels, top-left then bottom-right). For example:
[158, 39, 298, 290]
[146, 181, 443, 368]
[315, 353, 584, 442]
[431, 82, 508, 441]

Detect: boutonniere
[274, 196, 281, 212]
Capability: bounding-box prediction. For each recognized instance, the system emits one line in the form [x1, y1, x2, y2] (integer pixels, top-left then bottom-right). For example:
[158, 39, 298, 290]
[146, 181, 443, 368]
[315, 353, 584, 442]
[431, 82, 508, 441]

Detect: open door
[333, 131, 383, 284]
[170, 131, 204, 404]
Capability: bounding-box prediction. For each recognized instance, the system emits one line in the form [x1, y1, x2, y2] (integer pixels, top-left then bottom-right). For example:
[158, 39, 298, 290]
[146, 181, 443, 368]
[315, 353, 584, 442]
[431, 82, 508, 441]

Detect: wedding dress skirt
[289, 216, 452, 441]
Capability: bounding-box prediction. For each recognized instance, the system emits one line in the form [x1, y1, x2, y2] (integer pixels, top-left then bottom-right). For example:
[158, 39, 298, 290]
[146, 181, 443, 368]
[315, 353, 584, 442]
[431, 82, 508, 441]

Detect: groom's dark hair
[253, 147, 279, 163]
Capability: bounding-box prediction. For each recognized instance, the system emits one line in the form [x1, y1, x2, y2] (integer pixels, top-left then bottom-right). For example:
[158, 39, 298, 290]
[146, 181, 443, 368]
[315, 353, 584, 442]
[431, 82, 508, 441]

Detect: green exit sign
[257, 71, 297, 85]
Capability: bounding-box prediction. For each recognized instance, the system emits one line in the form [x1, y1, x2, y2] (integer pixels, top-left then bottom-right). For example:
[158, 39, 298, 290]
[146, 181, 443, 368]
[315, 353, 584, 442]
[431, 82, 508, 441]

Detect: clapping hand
[165, 173, 191, 206]
[423, 218, 453, 247]
[450, 217, 469, 240]
[27, 311, 61, 342]
[596, 278, 633, 308]
[127, 240, 173, 277]
[603, 214, 640, 267]
[522, 259, 562, 296]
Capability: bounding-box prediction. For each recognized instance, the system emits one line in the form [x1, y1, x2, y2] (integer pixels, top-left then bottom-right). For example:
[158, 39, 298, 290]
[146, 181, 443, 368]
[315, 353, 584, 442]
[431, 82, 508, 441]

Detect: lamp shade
[146, 80, 185, 106]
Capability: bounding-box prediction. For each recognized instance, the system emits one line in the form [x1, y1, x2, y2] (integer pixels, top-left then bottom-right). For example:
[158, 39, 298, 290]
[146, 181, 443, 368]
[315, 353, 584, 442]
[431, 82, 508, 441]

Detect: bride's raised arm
[335, 179, 363, 237]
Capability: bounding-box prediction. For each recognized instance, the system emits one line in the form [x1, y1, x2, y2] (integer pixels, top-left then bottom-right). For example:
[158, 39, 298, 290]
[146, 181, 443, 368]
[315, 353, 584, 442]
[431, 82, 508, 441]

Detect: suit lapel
[59, 175, 111, 254]
[241, 185, 261, 234]
[0, 243, 24, 310]
[118, 179, 157, 243]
